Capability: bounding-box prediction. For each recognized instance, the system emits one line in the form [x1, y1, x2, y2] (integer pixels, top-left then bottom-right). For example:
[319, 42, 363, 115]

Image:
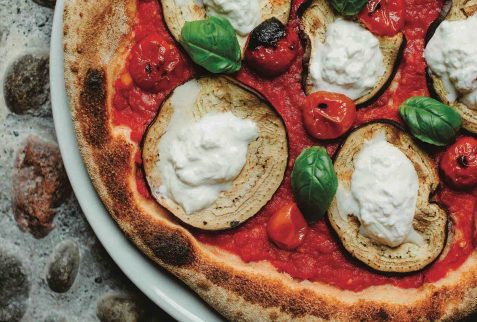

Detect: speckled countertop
[0, 1, 174, 321]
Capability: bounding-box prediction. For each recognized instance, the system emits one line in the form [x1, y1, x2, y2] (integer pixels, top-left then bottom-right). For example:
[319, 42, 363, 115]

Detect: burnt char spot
[78, 68, 108, 147]
[230, 220, 240, 228]
[248, 17, 286, 50]
[97, 143, 133, 220]
[147, 229, 195, 266]
[377, 308, 389, 321]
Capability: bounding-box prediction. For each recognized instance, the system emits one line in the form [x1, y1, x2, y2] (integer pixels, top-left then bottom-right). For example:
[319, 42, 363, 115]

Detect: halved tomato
[267, 203, 308, 250]
[359, 0, 405, 36]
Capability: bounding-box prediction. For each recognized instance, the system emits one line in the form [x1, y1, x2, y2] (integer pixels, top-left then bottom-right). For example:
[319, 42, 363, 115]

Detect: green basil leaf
[180, 16, 241, 74]
[399, 96, 462, 146]
[291, 147, 338, 224]
[329, 0, 368, 16]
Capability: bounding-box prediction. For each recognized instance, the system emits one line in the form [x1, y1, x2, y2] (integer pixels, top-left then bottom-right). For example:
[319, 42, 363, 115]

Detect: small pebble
[4, 54, 50, 115]
[12, 136, 71, 238]
[96, 293, 145, 322]
[0, 247, 30, 322]
[46, 240, 80, 293]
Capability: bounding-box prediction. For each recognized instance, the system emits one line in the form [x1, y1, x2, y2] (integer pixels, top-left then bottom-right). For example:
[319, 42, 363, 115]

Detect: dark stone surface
[12, 135, 71, 238]
[96, 293, 145, 322]
[32, 0, 56, 9]
[0, 248, 30, 322]
[4, 54, 50, 115]
[46, 239, 80, 293]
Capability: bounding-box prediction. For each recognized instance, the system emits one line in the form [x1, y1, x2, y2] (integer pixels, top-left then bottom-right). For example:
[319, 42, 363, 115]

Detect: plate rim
[49, 1, 223, 321]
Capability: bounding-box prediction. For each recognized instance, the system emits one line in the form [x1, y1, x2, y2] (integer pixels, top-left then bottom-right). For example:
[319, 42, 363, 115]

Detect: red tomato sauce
[112, 0, 477, 292]
[112, 0, 195, 144]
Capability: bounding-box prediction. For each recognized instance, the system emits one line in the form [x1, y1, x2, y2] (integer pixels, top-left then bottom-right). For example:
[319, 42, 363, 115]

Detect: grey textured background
[0, 1, 175, 321]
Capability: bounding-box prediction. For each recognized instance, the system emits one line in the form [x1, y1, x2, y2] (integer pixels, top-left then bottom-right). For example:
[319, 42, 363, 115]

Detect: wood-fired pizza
[63, 0, 477, 320]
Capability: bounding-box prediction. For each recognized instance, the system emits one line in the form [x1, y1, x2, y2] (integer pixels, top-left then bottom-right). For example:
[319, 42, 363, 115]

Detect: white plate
[50, 1, 223, 321]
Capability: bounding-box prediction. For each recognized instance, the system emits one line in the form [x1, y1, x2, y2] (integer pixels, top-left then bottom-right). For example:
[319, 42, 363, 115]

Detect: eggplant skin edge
[298, 0, 405, 108]
[328, 121, 448, 273]
[425, 0, 477, 134]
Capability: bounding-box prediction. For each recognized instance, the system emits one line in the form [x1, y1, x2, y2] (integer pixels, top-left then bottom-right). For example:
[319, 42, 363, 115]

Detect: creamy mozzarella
[202, 0, 261, 36]
[336, 132, 423, 247]
[309, 19, 385, 100]
[156, 81, 258, 214]
[425, 15, 477, 109]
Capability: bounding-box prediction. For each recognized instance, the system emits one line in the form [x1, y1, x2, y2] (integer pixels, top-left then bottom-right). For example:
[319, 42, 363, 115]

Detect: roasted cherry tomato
[358, 0, 405, 36]
[245, 18, 298, 77]
[440, 137, 477, 189]
[129, 34, 181, 93]
[267, 203, 308, 250]
[302, 91, 356, 140]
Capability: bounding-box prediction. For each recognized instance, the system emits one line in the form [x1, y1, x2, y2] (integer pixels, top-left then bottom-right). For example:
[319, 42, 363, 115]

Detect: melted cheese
[309, 19, 385, 100]
[425, 15, 477, 110]
[336, 132, 424, 247]
[202, 0, 261, 36]
[156, 80, 258, 214]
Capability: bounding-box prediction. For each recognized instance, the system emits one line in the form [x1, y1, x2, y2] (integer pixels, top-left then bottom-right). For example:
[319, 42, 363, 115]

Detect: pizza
[63, 0, 477, 320]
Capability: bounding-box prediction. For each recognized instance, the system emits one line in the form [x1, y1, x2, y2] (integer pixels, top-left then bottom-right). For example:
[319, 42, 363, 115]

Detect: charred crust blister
[79, 68, 108, 147]
[148, 229, 195, 266]
[84, 69, 105, 92]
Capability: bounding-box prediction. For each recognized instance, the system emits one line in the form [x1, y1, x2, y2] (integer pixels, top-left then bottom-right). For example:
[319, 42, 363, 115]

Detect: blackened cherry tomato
[302, 91, 356, 140]
[440, 136, 477, 189]
[129, 34, 181, 93]
[267, 203, 308, 250]
[245, 18, 298, 77]
[358, 0, 405, 36]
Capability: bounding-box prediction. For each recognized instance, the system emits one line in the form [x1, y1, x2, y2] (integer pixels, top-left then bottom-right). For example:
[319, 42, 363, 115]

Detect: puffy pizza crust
[64, 0, 477, 320]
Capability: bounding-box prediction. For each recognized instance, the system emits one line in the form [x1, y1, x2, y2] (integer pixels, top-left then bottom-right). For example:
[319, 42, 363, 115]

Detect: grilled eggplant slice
[328, 122, 447, 273]
[425, 0, 477, 133]
[160, 0, 292, 54]
[143, 76, 288, 230]
[299, 0, 404, 106]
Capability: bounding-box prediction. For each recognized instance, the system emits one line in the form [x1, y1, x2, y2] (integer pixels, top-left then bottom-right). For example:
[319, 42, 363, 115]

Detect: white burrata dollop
[336, 132, 423, 247]
[157, 81, 258, 214]
[309, 19, 385, 100]
[424, 15, 477, 109]
[202, 0, 261, 36]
